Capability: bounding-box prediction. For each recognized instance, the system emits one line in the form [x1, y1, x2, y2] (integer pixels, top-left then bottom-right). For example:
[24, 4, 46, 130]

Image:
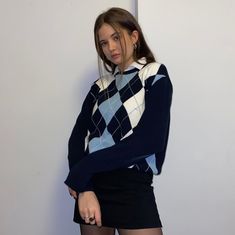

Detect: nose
[108, 40, 116, 52]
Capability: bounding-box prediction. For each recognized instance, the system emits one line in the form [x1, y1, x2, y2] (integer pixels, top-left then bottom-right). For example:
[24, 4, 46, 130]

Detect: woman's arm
[66, 83, 99, 192]
[67, 84, 98, 170]
[65, 65, 173, 193]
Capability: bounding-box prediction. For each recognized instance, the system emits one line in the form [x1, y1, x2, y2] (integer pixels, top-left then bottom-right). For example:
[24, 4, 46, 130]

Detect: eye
[100, 41, 107, 47]
[113, 32, 121, 41]
[113, 35, 120, 41]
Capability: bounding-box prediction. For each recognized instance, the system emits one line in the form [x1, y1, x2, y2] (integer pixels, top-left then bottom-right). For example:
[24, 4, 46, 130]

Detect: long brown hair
[94, 7, 156, 74]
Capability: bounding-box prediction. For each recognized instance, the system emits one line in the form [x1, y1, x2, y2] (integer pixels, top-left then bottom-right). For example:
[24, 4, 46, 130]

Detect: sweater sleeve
[66, 84, 98, 191]
[64, 64, 173, 193]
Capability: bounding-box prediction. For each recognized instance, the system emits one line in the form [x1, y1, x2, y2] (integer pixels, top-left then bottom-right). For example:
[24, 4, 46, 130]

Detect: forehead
[98, 23, 128, 40]
[98, 23, 117, 39]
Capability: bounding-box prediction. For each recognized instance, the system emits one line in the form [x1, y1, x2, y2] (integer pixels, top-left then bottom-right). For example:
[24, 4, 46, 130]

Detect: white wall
[138, 0, 235, 235]
[0, 1, 135, 235]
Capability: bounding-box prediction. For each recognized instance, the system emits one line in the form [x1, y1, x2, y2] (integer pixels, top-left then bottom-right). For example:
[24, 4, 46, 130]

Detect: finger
[72, 192, 77, 199]
[89, 217, 96, 225]
[71, 189, 77, 199]
[85, 217, 90, 224]
[69, 191, 76, 198]
[79, 208, 90, 224]
[84, 213, 90, 224]
[68, 188, 77, 199]
[94, 209, 102, 227]
[87, 210, 95, 224]
[81, 214, 89, 223]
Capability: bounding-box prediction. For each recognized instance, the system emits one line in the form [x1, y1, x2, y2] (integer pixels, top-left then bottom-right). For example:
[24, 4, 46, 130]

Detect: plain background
[0, 0, 234, 235]
[138, 0, 235, 235]
[0, 1, 135, 235]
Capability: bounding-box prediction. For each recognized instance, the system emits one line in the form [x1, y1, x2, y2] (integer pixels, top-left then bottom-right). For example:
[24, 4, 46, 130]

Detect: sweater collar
[113, 57, 147, 76]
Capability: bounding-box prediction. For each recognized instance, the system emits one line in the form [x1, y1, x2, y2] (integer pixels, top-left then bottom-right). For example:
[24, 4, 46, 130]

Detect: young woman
[65, 7, 173, 235]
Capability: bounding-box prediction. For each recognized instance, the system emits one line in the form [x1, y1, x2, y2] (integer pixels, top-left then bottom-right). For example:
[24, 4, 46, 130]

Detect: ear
[131, 30, 139, 44]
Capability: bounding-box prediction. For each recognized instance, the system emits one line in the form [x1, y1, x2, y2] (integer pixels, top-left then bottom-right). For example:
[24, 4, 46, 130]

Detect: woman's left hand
[78, 191, 102, 227]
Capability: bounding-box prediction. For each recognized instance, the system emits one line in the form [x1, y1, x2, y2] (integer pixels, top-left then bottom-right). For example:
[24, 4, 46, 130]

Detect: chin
[112, 60, 122, 67]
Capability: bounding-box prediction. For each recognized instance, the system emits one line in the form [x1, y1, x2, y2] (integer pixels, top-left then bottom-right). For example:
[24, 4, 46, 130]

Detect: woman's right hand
[78, 191, 102, 227]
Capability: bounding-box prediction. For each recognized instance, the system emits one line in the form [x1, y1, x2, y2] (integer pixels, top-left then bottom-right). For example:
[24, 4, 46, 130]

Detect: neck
[118, 58, 134, 72]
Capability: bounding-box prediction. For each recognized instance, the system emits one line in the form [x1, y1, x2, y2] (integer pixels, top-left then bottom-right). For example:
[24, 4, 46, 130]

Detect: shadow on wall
[51, 68, 99, 235]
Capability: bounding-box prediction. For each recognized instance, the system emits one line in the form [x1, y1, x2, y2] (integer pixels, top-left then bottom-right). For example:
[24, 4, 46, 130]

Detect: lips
[111, 53, 120, 59]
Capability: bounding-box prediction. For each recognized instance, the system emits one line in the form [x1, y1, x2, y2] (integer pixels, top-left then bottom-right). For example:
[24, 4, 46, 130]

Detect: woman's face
[98, 23, 138, 70]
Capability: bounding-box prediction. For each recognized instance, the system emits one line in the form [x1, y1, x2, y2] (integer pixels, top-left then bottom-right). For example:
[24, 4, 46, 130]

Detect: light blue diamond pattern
[151, 74, 166, 86]
[145, 154, 158, 174]
[98, 92, 122, 125]
[115, 72, 138, 90]
[89, 128, 115, 153]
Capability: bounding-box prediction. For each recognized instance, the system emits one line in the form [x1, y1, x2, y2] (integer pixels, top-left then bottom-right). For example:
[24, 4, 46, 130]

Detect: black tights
[80, 224, 163, 235]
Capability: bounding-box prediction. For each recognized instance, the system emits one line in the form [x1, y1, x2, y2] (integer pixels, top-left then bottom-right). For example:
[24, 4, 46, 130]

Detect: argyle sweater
[64, 59, 173, 193]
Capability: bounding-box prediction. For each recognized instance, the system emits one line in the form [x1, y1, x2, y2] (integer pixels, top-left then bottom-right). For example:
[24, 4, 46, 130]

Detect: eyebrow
[99, 32, 120, 43]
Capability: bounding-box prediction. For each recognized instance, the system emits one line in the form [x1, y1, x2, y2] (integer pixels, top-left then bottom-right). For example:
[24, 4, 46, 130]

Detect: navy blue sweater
[64, 59, 173, 193]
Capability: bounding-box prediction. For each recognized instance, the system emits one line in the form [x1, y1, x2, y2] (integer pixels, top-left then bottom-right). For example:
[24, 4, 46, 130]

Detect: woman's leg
[80, 224, 115, 235]
[117, 228, 163, 235]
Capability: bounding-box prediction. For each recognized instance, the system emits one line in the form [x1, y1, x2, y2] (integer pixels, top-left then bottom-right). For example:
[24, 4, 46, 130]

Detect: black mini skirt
[73, 168, 162, 229]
